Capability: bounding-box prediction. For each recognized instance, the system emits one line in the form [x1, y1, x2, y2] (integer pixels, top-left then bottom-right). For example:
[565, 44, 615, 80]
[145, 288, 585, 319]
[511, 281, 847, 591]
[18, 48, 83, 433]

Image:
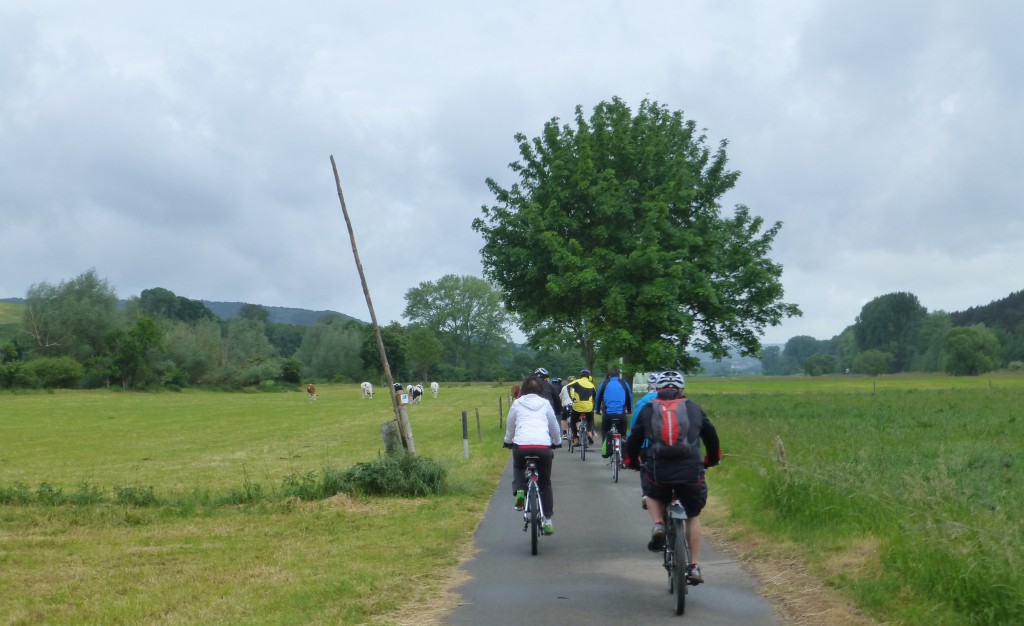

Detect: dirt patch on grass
[313, 493, 429, 515]
[372, 541, 478, 626]
[701, 499, 881, 626]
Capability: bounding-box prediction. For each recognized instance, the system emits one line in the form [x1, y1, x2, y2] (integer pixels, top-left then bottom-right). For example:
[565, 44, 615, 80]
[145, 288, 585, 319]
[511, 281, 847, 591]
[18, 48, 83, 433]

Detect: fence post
[773, 435, 788, 476]
[462, 410, 470, 460]
[475, 408, 482, 442]
[498, 397, 503, 429]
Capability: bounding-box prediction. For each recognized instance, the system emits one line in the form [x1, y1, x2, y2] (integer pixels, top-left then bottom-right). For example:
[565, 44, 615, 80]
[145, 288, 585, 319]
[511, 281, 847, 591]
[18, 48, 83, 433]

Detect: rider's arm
[624, 406, 650, 466]
[699, 414, 721, 467]
[503, 404, 518, 446]
[545, 404, 561, 445]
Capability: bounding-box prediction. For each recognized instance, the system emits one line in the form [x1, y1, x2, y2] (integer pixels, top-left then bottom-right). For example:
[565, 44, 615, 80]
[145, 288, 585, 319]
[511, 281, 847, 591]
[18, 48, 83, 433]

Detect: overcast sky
[3, 2, 1022, 347]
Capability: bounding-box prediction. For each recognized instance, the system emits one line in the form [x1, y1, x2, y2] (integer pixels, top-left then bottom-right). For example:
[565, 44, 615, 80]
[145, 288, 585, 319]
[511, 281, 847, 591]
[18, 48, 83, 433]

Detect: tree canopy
[853, 292, 927, 372]
[402, 274, 513, 378]
[473, 97, 799, 372]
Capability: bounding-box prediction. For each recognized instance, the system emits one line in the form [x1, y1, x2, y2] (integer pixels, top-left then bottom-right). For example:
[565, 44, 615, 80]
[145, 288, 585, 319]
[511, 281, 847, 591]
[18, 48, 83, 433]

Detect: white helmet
[655, 371, 685, 390]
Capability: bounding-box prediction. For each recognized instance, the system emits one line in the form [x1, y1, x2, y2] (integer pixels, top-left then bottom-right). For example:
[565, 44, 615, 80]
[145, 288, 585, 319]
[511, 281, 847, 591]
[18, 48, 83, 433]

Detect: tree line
[760, 291, 1024, 377]
[0, 269, 591, 391]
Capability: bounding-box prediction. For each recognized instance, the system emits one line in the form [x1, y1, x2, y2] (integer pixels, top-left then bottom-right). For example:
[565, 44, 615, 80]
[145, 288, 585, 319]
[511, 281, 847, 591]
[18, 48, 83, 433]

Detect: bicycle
[662, 488, 691, 615]
[606, 423, 624, 482]
[567, 416, 589, 460]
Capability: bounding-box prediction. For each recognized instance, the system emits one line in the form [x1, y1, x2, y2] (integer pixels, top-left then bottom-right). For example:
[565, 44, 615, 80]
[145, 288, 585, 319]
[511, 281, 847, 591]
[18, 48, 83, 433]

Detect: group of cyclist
[502, 366, 721, 585]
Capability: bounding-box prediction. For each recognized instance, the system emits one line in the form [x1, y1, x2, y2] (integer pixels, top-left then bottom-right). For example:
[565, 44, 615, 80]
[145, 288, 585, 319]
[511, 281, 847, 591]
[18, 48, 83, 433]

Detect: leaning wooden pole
[330, 155, 415, 454]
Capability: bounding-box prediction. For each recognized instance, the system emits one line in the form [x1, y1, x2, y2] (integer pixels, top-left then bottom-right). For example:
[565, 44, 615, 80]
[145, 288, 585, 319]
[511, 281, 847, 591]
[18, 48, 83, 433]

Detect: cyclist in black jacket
[624, 371, 721, 585]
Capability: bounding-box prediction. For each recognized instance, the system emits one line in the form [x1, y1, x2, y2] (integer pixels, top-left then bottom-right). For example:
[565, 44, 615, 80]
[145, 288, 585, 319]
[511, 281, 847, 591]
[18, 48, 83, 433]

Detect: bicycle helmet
[552, 377, 562, 384]
[646, 373, 659, 386]
[533, 367, 549, 378]
[655, 370, 685, 390]
[580, 369, 591, 376]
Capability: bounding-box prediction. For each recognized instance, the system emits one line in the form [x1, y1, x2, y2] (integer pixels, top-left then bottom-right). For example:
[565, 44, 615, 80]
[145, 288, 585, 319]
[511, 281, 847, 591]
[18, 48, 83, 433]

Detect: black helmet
[655, 371, 685, 390]
[580, 368, 591, 376]
[533, 367, 549, 378]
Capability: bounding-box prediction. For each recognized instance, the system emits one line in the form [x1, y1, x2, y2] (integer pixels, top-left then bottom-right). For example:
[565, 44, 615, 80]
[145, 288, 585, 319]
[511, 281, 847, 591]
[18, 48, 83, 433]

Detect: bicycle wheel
[612, 449, 620, 482]
[529, 487, 540, 555]
[672, 519, 688, 614]
[580, 435, 586, 461]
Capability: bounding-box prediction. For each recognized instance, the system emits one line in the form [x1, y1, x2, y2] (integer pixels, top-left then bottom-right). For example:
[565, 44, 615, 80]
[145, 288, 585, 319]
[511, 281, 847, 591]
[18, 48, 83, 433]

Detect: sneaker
[587, 434, 595, 445]
[686, 563, 703, 585]
[641, 495, 648, 510]
[543, 518, 554, 535]
[513, 490, 525, 511]
[572, 436, 580, 445]
[647, 523, 666, 552]
[561, 433, 569, 441]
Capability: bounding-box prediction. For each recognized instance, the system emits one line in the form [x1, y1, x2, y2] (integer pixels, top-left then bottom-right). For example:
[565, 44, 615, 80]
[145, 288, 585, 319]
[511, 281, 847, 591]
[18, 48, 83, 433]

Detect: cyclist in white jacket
[503, 375, 562, 534]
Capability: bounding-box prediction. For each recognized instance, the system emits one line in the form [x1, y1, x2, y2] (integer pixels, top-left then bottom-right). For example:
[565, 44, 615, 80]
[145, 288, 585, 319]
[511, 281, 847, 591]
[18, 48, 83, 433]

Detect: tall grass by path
[693, 374, 1024, 625]
[0, 383, 512, 625]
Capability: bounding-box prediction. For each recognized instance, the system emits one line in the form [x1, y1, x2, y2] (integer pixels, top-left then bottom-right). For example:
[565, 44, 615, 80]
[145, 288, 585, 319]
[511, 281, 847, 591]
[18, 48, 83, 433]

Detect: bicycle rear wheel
[529, 487, 540, 555]
[612, 449, 620, 482]
[672, 519, 688, 614]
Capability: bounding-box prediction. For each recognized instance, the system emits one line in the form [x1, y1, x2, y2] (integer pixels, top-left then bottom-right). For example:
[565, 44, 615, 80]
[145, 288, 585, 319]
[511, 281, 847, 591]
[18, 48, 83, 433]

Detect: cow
[360, 381, 373, 399]
[306, 383, 317, 400]
[409, 384, 424, 403]
[430, 381, 439, 398]
[509, 384, 521, 405]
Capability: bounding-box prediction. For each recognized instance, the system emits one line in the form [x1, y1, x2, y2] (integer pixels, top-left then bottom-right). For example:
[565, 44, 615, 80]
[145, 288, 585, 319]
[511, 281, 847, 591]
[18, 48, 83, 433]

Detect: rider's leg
[646, 497, 666, 525]
[536, 449, 555, 517]
[686, 515, 701, 562]
[510, 448, 527, 495]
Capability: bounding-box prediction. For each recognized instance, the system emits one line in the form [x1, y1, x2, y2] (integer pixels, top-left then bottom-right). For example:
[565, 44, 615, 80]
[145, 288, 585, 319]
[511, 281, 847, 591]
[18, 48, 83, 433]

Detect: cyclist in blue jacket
[596, 368, 632, 457]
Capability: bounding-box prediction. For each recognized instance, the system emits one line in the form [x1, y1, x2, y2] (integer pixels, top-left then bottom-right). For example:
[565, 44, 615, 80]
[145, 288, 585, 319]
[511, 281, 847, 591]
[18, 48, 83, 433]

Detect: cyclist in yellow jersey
[565, 369, 597, 444]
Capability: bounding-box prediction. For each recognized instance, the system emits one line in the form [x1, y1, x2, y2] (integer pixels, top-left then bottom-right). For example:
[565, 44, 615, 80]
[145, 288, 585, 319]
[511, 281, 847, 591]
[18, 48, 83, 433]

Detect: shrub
[24, 356, 84, 388]
[280, 470, 322, 500]
[113, 485, 159, 507]
[0, 362, 40, 389]
[0, 482, 32, 504]
[339, 453, 448, 497]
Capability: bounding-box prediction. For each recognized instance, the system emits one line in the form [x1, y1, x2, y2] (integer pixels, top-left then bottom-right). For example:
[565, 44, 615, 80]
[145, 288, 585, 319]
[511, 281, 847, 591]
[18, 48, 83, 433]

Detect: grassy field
[0, 383, 512, 625]
[689, 373, 1024, 625]
[3, 374, 1023, 624]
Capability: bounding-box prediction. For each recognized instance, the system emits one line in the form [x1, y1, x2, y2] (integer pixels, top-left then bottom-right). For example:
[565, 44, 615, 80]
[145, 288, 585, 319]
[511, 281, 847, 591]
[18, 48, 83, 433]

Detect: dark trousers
[601, 414, 628, 456]
[570, 411, 595, 437]
[512, 447, 555, 517]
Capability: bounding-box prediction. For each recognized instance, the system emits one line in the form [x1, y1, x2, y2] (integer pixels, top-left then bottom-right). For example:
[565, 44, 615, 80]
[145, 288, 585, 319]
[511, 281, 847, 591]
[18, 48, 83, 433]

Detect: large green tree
[294, 316, 364, 382]
[22, 269, 120, 361]
[945, 325, 1002, 376]
[473, 97, 799, 372]
[853, 292, 927, 372]
[406, 325, 443, 382]
[402, 274, 513, 377]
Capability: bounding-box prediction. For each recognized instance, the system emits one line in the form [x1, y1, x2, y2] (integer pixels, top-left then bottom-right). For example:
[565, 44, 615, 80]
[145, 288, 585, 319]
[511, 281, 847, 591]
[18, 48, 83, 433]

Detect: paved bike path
[447, 446, 781, 625]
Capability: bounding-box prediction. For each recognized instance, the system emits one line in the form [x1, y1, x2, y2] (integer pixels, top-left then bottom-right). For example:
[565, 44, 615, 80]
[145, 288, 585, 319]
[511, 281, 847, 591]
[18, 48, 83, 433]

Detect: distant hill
[199, 301, 364, 326]
[950, 289, 1024, 335]
[0, 297, 364, 327]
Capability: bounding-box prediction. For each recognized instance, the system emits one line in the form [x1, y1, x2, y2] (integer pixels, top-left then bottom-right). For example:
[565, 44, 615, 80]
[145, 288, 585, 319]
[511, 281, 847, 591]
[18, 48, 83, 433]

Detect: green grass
[4, 375, 1024, 624]
[693, 373, 1024, 625]
[0, 383, 511, 625]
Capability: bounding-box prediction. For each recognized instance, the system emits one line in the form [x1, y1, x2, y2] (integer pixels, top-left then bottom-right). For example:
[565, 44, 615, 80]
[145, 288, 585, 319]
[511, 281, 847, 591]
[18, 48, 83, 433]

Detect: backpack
[648, 397, 700, 460]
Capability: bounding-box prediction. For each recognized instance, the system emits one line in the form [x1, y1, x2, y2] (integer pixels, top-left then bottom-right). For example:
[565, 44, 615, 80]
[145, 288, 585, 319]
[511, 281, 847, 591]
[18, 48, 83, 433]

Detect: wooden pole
[330, 155, 415, 454]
